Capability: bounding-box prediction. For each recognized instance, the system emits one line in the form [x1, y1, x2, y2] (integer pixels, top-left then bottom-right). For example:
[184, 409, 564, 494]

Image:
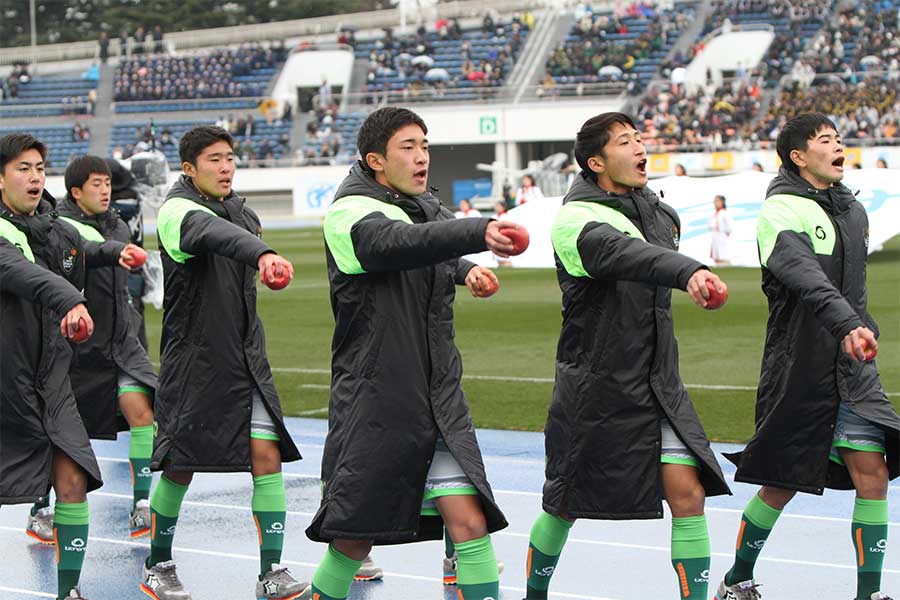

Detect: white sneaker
[867, 593, 894, 600]
[141, 560, 192, 599]
[26, 506, 54, 544]
[130, 499, 151, 538]
[354, 555, 384, 581]
[715, 578, 762, 600]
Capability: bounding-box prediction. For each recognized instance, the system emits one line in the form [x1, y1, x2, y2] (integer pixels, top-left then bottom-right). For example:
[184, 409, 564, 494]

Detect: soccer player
[56, 155, 157, 538]
[0, 133, 103, 600]
[308, 106, 521, 600]
[524, 112, 731, 600]
[141, 126, 307, 600]
[715, 113, 899, 600]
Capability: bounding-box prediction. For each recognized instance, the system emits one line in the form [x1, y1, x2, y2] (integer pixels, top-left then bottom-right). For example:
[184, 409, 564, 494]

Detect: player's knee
[758, 485, 795, 510]
[54, 470, 87, 503]
[446, 510, 488, 543]
[332, 539, 373, 561]
[251, 441, 282, 476]
[856, 467, 889, 499]
[668, 481, 705, 517]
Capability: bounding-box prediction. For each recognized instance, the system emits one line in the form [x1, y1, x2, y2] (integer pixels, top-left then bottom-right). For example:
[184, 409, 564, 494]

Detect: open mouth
[637, 158, 648, 175]
[218, 179, 232, 187]
[26, 187, 41, 198]
[832, 156, 844, 168]
[413, 169, 427, 182]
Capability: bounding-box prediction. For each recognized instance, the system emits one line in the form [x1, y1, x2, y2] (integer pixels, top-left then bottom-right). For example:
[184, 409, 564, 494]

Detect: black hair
[573, 112, 637, 178]
[776, 112, 838, 175]
[179, 125, 233, 165]
[357, 107, 427, 167]
[0, 133, 48, 171]
[715, 194, 727, 208]
[65, 155, 111, 196]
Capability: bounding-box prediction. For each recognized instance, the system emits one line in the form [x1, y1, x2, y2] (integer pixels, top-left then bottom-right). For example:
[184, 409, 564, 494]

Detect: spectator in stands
[133, 26, 145, 54]
[674, 163, 687, 176]
[493, 201, 508, 219]
[752, 162, 764, 172]
[152, 25, 164, 53]
[454, 199, 482, 219]
[876, 158, 888, 168]
[515, 174, 543, 205]
[98, 32, 110, 63]
[119, 28, 130, 57]
[318, 78, 333, 110]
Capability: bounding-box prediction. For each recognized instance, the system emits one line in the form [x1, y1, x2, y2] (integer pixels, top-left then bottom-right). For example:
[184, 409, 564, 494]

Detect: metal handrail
[111, 95, 268, 112]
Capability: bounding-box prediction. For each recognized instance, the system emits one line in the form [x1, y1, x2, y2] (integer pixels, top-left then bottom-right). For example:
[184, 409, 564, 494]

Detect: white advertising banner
[473, 169, 900, 268]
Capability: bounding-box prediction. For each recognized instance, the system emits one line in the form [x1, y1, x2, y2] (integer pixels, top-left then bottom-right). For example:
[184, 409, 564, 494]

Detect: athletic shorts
[117, 370, 152, 397]
[250, 390, 280, 441]
[420, 437, 477, 516]
[660, 418, 700, 468]
[829, 403, 886, 465]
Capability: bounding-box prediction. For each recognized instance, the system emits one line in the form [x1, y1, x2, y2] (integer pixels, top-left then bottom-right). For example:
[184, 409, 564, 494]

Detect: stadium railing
[111, 96, 267, 114]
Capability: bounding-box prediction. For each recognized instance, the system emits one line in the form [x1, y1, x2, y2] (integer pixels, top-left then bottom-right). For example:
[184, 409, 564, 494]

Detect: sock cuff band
[130, 425, 154, 455]
[530, 511, 574, 555]
[252, 473, 286, 512]
[853, 498, 889, 525]
[454, 535, 498, 586]
[671, 515, 710, 559]
[54, 501, 89, 525]
[744, 493, 783, 529]
[151, 475, 190, 517]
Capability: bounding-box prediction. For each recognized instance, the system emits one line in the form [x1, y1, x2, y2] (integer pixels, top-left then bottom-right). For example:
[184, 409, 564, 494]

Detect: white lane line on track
[0, 586, 54, 598]
[0, 526, 615, 600]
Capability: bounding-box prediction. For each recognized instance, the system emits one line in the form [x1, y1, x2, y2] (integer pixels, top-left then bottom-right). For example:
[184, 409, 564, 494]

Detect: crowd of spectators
[361, 12, 531, 102]
[705, 0, 830, 34]
[543, 2, 690, 96]
[636, 79, 764, 150]
[801, 1, 899, 79]
[752, 78, 900, 143]
[300, 102, 349, 165]
[113, 42, 287, 102]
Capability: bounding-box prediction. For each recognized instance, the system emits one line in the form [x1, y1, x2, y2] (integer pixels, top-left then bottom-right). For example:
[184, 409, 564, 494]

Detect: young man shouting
[524, 112, 731, 599]
[0, 133, 102, 600]
[143, 126, 307, 600]
[308, 106, 523, 600]
[715, 113, 899, 600]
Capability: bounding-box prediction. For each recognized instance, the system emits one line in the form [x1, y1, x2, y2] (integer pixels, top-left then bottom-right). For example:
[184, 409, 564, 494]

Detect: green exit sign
[479, 116, 498, 135]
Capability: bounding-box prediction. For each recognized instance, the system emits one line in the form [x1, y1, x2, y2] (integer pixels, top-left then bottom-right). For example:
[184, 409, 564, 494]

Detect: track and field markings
[266, 367, 900, 396]
[0, 586, 54, 598]
[0, 526, 615, 600]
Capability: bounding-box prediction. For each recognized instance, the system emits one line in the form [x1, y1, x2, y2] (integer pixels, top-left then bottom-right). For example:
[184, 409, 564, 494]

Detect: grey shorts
[660, 418, 699, 468]
[250, 390, 279, 441]
[830, 403, 886, 465]
[420, 437, 477, 515]
[117, 370, 152, 397]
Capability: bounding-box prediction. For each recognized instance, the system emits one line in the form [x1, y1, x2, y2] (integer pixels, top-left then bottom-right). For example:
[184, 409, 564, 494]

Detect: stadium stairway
[88, 62, 116, 158]
[510, 10, 574, 103]
[349, 55, 371, 101]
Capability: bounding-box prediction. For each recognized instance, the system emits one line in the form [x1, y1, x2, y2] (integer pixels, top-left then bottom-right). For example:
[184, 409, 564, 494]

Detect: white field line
[267, 367, 900, 396]
[0, 526, 614, 600]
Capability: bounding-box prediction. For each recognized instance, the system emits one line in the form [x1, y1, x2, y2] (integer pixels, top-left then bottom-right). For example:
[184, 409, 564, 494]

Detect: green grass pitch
[142, 231, 899, 443]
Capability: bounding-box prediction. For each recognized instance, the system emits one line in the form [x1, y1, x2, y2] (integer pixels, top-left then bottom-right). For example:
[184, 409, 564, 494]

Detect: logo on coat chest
[815, 225, 827, 240]
[671, 224, 680, 249]
[61, 248, 78, 272]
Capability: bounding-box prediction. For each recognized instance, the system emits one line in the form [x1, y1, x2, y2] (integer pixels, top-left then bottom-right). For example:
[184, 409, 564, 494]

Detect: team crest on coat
[62, 247, 77, 272]
[672, 225, 680, 249]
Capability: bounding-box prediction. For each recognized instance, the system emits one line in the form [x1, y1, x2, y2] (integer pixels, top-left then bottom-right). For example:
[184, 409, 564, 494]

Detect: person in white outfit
[708, 194, 733, 265]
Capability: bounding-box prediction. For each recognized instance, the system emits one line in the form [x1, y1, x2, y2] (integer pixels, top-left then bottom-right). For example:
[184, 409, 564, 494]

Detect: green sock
[725, 493, 783, 585]
[31, 491, 51, 516]
[455, 535, 499, 600]
[129, 425, 154, 509]
[671, 515, 710, 599]
[444, 526, 456, 558]
[311, 545, 363, 600]
[148, 475, 189, 568]
[526, 511, 574, 599]
[852, 498, 889, 599]
[252, 472, 287, 577]
[54, 501, 89, 600]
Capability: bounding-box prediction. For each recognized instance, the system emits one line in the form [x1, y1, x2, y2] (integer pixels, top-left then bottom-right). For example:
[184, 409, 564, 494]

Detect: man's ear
[789, 149, 807, 170]
[365, 152, 385, 173]
[71, 187, 83, 201]
[587, 154, 605, 175]
[182, 161, 196, 177]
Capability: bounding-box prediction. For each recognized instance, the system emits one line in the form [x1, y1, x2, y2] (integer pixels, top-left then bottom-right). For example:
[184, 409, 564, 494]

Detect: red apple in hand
[704, 280, 728, 310]
[499, 225, 529, 255]
[69, 317, 90, 343]
[478, 276, 498, 298]
[123, 247, 147, 268]
[861, 340, 878, 361]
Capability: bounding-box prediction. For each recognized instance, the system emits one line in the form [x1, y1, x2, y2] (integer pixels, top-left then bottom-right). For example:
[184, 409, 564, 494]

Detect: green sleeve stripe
[323, 194, 413, 275]
[551, 201, 644, 278]
[157, 197, 217, 264]
[0, 217, 35, 263]
[757, 194, 836, 267]
[58, 216, 105, 243]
